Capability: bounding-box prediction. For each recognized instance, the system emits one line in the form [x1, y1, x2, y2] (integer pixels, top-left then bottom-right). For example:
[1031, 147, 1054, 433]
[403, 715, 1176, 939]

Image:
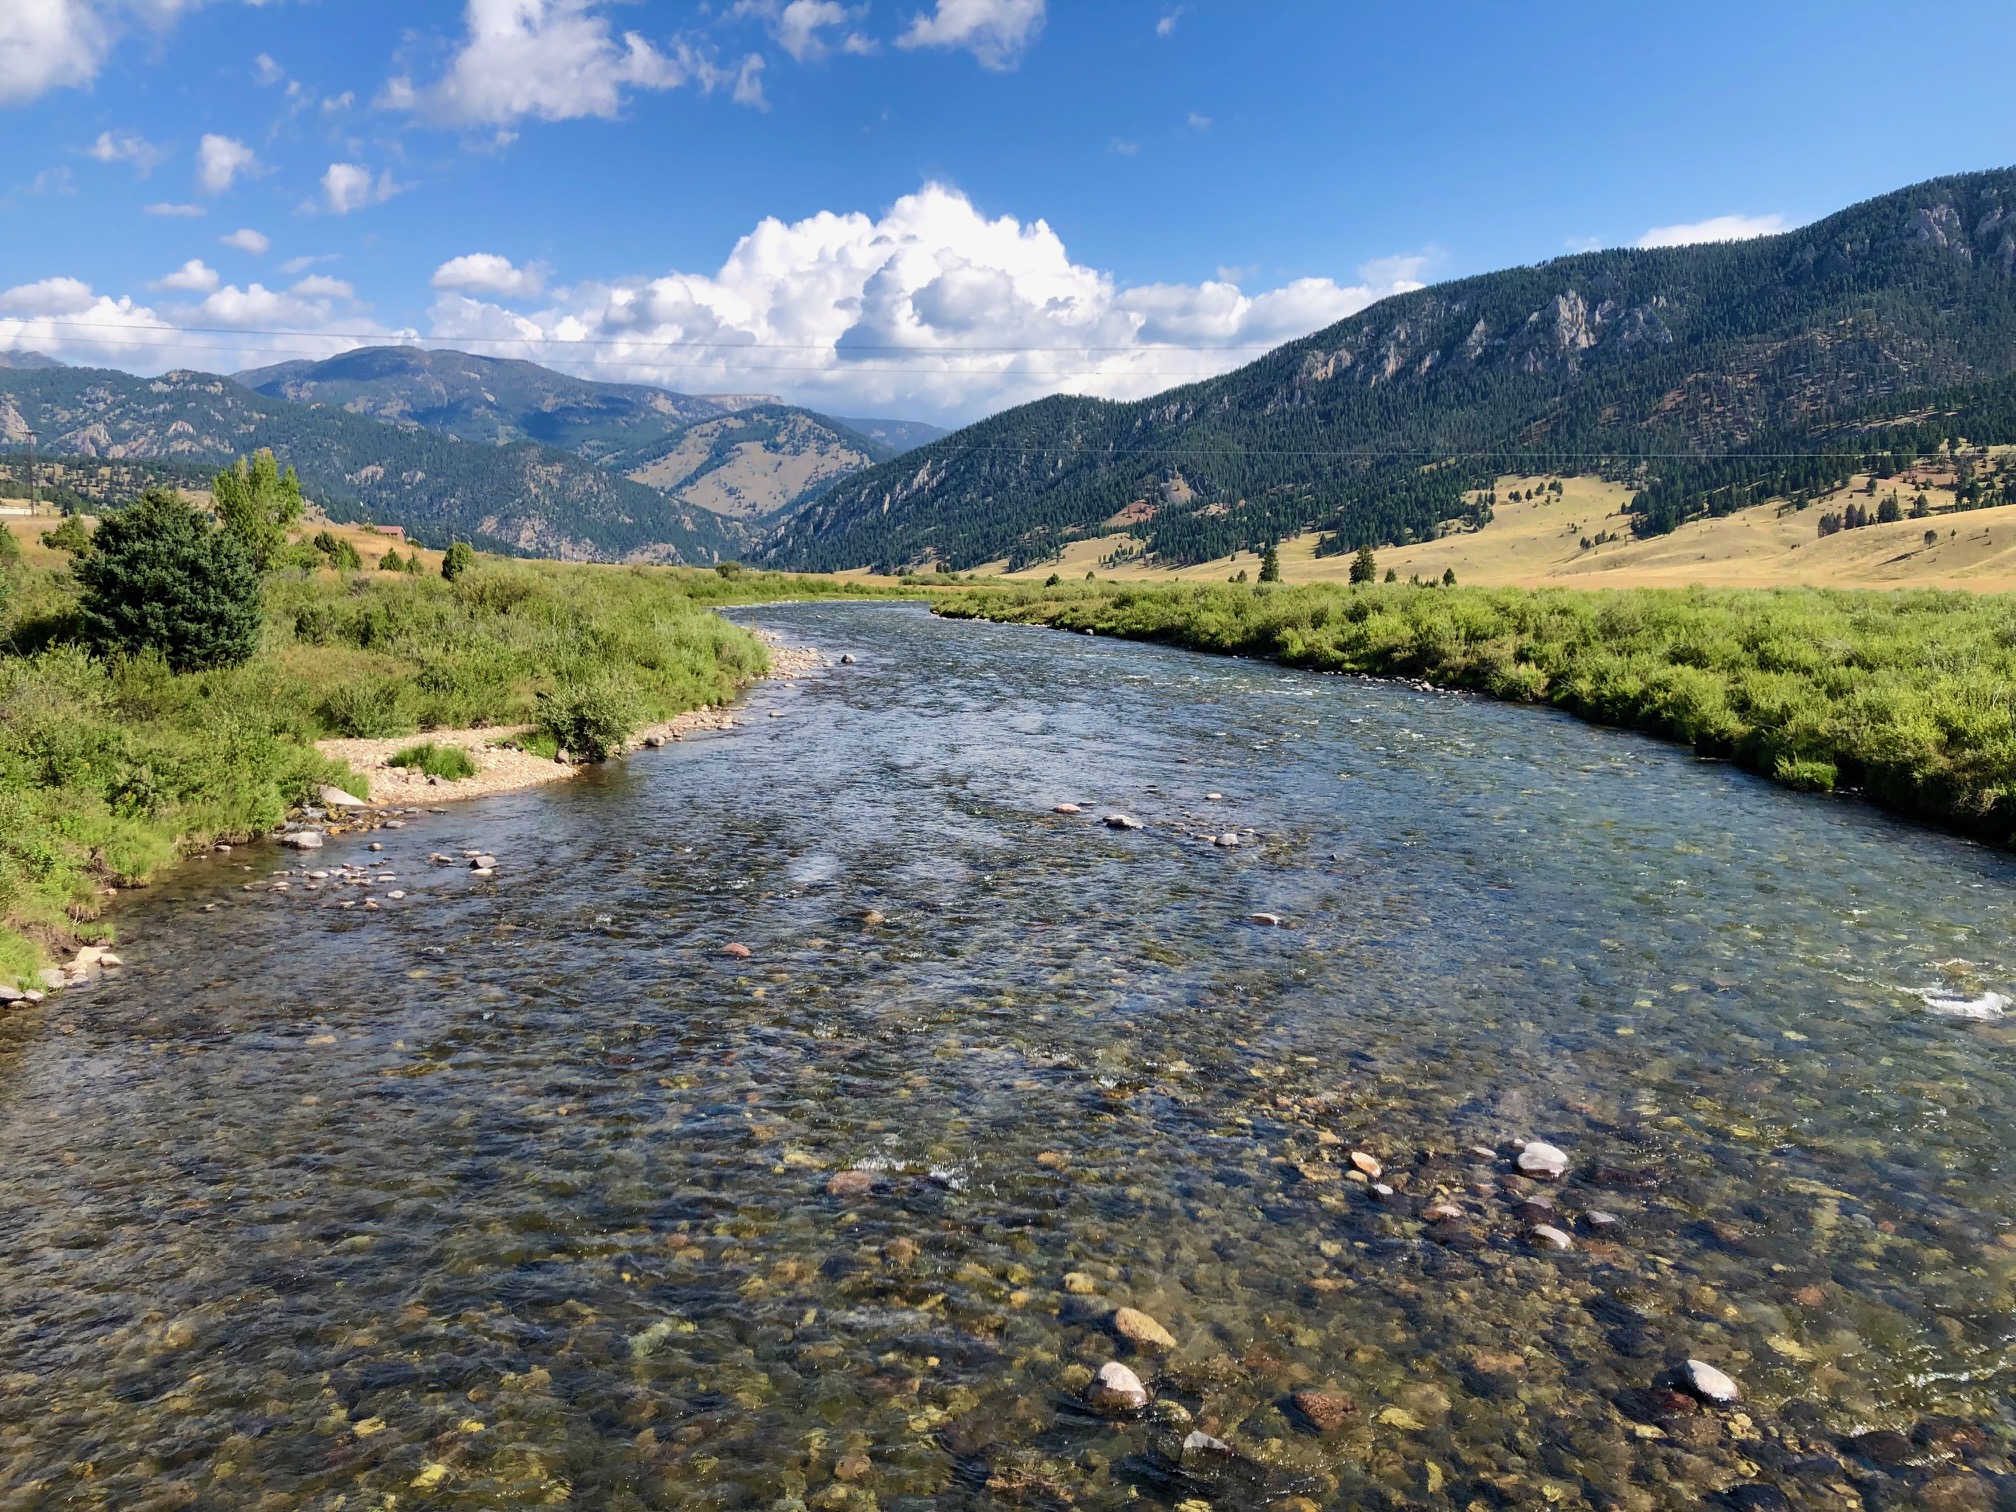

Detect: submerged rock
[1105, 814, 1144, 830]
[1111, 1306, 1176, 1349]
[1680, 1359, 1741, 1405]
[1290, 1390, 1356, 1432]
[1529, 1224, 1575, 1252]
[826, 1168, 875, 1198]
[1087, 1361, 1148, 1413]
[1349, 1150, 1382, 1178]
[1054, 804, 1082, 815]
[840, 653, 857, 664]
[722, 942, 753, 959]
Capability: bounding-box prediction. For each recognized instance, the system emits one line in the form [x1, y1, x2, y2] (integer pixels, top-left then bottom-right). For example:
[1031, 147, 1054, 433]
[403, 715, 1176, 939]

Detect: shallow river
[3, 602, 2015, 1511]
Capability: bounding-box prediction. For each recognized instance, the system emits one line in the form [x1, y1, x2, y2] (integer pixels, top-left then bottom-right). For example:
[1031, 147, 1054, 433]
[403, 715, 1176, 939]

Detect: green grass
[939, 579, 2016, 847]
[386, 741, 479, 781]
[0, 554, 927, 984]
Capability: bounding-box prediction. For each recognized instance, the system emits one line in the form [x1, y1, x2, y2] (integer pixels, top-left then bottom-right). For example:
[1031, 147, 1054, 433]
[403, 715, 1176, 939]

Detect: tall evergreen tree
[75, 489, 262, 671]
[1349, 545, 1377, 584]
[1258, 543, 1281, 582]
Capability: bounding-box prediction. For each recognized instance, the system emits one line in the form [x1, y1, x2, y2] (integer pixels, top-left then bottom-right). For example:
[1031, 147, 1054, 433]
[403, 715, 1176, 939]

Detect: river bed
[2, 601, 2013, 1510]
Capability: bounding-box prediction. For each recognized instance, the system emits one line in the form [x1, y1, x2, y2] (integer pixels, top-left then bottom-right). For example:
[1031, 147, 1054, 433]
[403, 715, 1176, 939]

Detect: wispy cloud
[86, 129, 166, 175]
[1156, 7, 1184, 38]
[1637, 212, 1791, 248]
[144, 201, 205, 217]
[221, 227, 270, 254]
[196, 134, 257, 195]
[896, 0, 1045, 70]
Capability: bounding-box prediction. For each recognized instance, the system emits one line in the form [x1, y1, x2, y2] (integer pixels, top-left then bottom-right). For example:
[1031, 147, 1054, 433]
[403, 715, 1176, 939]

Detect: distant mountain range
[765, 166, 2016, 573]
[0, 346, 944, 562]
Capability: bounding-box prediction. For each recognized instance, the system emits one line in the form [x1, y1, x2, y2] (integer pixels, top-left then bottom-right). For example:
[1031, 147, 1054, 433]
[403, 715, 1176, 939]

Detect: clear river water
[2, 601, 2014, 1511]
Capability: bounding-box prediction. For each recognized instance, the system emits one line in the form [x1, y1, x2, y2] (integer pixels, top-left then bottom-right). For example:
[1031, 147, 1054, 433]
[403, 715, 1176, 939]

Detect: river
[2, 601, 2013, 1509]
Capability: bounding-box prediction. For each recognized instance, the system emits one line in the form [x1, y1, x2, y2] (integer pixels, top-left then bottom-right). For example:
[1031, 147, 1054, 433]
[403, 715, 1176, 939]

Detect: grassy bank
[0, 534, 919, 985]
[939, 579, 2016, 847]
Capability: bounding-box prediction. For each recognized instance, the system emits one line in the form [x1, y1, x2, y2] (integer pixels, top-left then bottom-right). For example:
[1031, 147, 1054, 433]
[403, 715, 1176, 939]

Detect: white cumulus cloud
[1637, 212, 1791, 248]
[423, 182, 1423, 423]
[897, 0, 1044, 69]
[321, 162, 401, 214]
[735, 0, 872, 62]
[149, 258, 219, 292]
[431, 253, 549, 298]
[1, 0, 224, 107]
[86, 128, 165, 174]
[196, 133, 256, 194]
[221, 227, 269, 254]
[387, 0, 765, 125]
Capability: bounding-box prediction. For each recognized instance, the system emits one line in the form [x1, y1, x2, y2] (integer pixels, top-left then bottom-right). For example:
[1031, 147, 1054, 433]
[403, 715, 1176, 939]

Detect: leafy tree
[212, 449, 303, 570]
[1258, 544, 1281, 582]
[715, 560, 745, 578]
[1349, 545, 1377, 584]
[1442, 567, 1457, 586]
[74, 488, 261, 671]
[1384, 567, 1398, 582]
[379, 548, 406, 571]
[1877, 495, 1903, 524]
[41, 514, 94, 558]
[1044, 572, 1061, 586]
[312, 530, 363, 570]
[441, 540, 476, 581]
[403, 550, 424, 575]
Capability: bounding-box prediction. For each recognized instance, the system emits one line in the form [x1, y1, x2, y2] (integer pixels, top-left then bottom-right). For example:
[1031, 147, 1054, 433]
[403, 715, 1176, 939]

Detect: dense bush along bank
[0, 539, 920, 985]
[938, 580, 2016, 848]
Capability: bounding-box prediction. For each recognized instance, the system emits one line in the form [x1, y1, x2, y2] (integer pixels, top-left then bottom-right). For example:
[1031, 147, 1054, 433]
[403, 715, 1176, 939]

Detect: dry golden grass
[986, 457, 2016, 593]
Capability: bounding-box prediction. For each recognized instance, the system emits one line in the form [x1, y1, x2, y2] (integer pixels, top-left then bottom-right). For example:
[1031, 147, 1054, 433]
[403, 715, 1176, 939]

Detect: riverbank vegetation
[939, 579, 2016, 846]
[0, 500, 924, 985]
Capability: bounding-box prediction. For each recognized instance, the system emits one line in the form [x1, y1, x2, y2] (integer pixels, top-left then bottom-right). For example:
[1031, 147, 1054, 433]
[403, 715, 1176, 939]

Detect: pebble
[1290, 1390, 1356, 1432]
[1516, 1140, 1570, 1179]
[1111, 1306, 1176, 1349]
[1215, 833, 1239, 847]
[387, 891, 406, 901]
[825, 1169, 875, 1198]
[1529, 1224, 1575, 1252]
[722, 942, 753, 959]
[839, 653, 857, 664]
[1205, 792, 1223, 801]
[1584, 1210, 1623, 1233]
[1086, 1361, 1148, 1413]
[1053, 803, 1082, 815]
[833, 1451, 871, 1482]
[471, 855, 497, 870]
[1349, 1150, 1382, 1178]
[644, 734, 666, 748]
[470, 867, 495, 879]
[1180, 1430, 1234, 1462]
[1680, 1359, 1741, 1404]
[1063, 1272, 1098, 1295]
[214, 842, 232, 853]
[1104, 814, 1143, 830]
[368, 842, 383, 851]
[1422, 1202, 1464, 1221]
[1249, 912, 1286, 927]
[882, 1238, 919, 1265]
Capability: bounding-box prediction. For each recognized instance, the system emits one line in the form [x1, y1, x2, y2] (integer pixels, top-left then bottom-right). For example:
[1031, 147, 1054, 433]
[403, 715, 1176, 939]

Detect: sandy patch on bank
[314, 639, 827, 805]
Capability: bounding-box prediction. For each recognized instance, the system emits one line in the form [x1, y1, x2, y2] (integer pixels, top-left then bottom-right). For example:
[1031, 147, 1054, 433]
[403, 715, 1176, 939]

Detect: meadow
[939, 578, 2016, 847]
[0, 525, 922, 984]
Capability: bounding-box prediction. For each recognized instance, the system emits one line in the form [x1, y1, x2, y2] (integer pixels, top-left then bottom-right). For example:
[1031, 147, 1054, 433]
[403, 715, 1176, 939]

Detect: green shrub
[441, 540, 476, 581]
[378, 548, 406, 572]
[317, 678, 414, 738]
[40, 514, 93, 558]
[537, 675, 638, 761]
[387, 741, 478, 780]
[75, 489, 261, 671]
[312, 530, 364, 571]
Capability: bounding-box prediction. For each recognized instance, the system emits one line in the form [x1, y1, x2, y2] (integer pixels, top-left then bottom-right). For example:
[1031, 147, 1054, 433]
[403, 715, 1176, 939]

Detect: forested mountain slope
[766, 168, 2016, 573]
[0, 365, 739, 562]
[238, 346, 897, 523]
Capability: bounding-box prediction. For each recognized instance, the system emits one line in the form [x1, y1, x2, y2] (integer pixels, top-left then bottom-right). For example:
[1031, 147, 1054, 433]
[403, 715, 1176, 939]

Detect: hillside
[0, 365, 740, 563]
[237, 346, 900, 523]
[765, 167, 2016, 574]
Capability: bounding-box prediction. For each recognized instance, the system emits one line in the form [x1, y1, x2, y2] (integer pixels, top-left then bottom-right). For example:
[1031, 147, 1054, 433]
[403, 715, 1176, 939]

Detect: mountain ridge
[762, 166, 2016, 573]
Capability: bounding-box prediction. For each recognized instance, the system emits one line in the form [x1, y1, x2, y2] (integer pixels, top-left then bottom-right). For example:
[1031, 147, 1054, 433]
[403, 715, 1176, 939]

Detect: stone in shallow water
[1529, 1224, 1574, 1251]
[1054, 803, 1082, 814]
[1290, 1390, 1355, 1431]
[1063, 1272, 1098, 1295]
[1105, 813, 1143, 830]
[833, 1451, 871, 1482]
[722, 942, 753, 959]
[1349, 1150, 1382, 1178]
[1681, 1359, 1741, 1404]
[826, 1169, 875, 1198]
[1517, 1140, 1569, 1179]
[1725, 1485, 1791, 1512]
[1086, 1361, 1147, 1412]
[1112, 1306, 1176, 1349]
[281, 831, 324, 850]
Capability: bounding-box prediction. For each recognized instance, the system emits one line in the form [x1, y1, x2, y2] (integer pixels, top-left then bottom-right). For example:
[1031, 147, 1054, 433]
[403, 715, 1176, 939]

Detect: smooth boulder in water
[1517, 1140, 1570, 1179]
[1105, 813, 1143, 830]
[1680, 1359, 1741, 1404]
[1111, 1306, 1176, 1349]
[281, 831, 324, 850]
[1086, 1361, 1148, 1413]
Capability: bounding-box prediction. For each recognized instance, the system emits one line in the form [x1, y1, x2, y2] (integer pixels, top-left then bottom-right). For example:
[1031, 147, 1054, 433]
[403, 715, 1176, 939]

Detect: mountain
[765, 167, 2016, 573]
[0, 365, 740, 562]
[236, 346, 900, 523]
[0, 351, 66, 370]
[826, 416, 949, 453]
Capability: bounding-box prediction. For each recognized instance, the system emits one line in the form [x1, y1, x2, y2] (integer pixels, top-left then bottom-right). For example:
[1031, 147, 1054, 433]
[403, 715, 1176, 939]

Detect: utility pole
[26, 430, 36, 517]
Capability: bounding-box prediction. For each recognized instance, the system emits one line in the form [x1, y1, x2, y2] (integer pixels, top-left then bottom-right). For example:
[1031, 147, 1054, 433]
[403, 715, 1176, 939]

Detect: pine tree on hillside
[1259, 543, 1281, 582]
[1349, 545, 1377, 584]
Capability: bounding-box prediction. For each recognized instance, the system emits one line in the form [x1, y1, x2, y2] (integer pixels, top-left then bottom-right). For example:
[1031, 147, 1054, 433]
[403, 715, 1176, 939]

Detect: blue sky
[4, 0, 2014, 423]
